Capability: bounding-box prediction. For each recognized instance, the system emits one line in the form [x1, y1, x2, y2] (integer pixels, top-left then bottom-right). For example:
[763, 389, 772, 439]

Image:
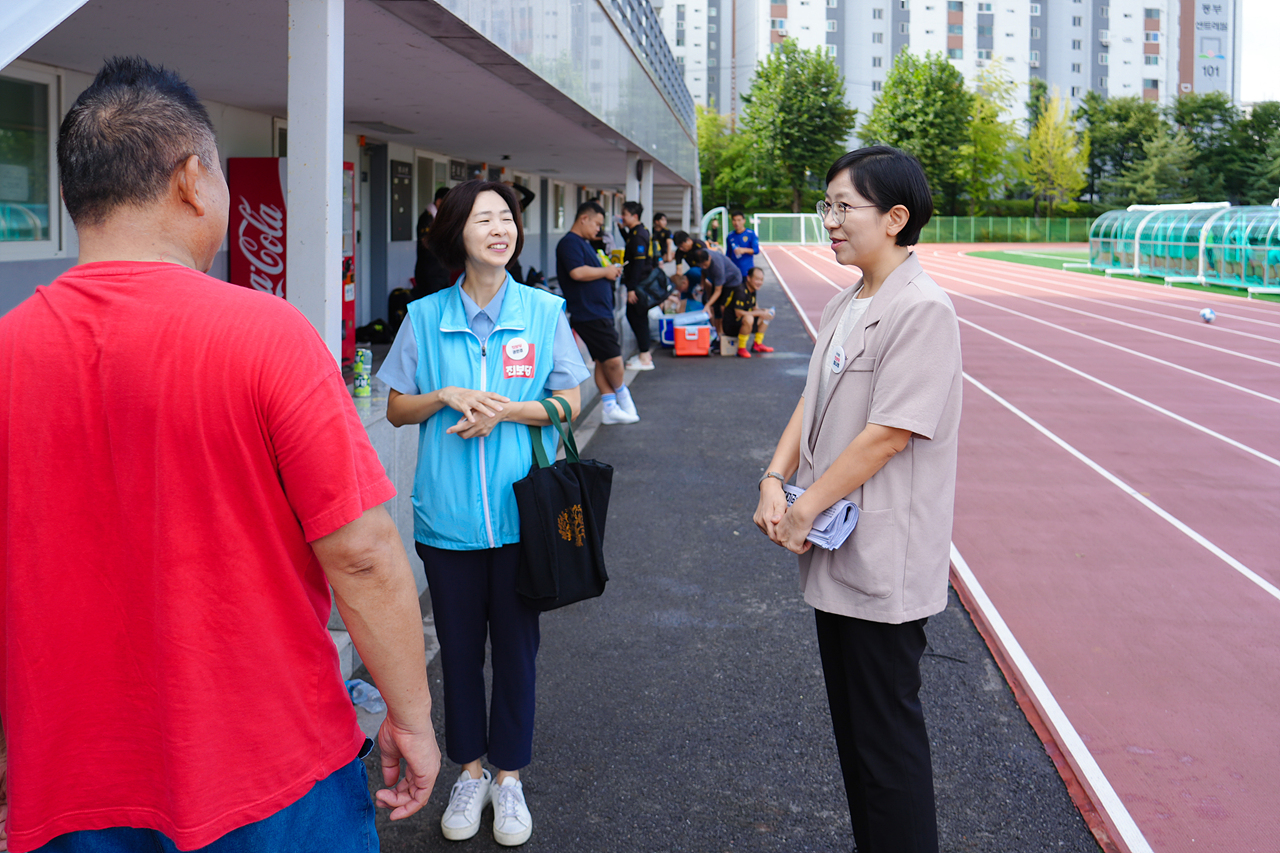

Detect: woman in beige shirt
[754, 146, 962, 853]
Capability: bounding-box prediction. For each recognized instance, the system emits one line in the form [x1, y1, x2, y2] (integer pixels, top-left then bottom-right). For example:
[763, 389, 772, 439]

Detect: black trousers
[815, 609, 938, 853]
[625, 291, 651, 353]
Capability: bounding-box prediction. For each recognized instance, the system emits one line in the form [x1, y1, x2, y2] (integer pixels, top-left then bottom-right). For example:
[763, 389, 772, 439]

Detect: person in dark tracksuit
[379, 180, 590, 848]
[619, 200, 655, 371]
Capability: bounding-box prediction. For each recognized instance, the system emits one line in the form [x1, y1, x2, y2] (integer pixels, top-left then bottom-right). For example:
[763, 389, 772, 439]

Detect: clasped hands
[753, 479, 813, 555]
[439, 387, 511, 439]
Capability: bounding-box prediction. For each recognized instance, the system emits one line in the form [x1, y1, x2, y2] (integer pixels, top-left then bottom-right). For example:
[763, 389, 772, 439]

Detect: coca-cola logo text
[236, 197, 285, 295]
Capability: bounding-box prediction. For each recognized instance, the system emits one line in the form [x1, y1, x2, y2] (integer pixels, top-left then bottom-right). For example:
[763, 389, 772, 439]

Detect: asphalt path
[363, 271, 1101, 853]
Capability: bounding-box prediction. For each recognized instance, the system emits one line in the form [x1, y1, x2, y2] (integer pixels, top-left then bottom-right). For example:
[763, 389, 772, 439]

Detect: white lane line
[924, 254, 1280, 345]
[949, 250, 1280, 324]
[949, 544, 1155, 853]
[934, 268, 1280, 370]
[785, 245, 1280, 401]
[947, 289, 1280, 405]
[958, 316, 1280, 469]
[773, 246, 846, 292]
[964, 371, 1280, 604]
[760, 249, 818, 339]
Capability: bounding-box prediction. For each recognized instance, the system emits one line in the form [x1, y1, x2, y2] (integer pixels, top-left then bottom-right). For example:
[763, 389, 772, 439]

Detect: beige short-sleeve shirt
[796, 252, 963, 623]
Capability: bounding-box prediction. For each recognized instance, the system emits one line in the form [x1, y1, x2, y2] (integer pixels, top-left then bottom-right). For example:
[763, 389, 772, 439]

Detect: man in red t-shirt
[0, 58, 440, 853]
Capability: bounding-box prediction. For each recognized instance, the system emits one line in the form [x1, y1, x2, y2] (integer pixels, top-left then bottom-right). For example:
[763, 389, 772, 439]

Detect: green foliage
[959, 60, 1024, 214]
[738, 40, 858, 212]
[1168, 91, 1239, 201]
[860, 51, 973, 213]
[1103, 130, 1196, 205]
[1025, 77, 1048, 130]
[1076, 93, 1169, 203]
[1025, 89, 1088, 217]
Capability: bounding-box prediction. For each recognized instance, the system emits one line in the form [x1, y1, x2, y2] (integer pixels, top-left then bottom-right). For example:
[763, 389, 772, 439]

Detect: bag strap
[526, 397, 579, 468]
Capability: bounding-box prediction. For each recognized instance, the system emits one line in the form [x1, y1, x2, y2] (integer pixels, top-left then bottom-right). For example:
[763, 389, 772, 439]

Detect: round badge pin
[505, 337, 529, 360]
[831, 345, 846, 374]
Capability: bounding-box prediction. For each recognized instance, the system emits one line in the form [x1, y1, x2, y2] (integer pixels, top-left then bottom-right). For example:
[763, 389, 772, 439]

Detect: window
[948, 47, 964, 58]
[872, 55, 883, 66]
[1099, 75, 1108, 87]
[828, 0, 840, 6]
[1071, 85, 1083, 96]
[677, 19, 685, 28]
[900, 0, 909, 9]
[0, 66, 59, 256]
[1144, 78, 1159, 89]
[1144, 31, 1159, 42]
[978, 2, 993, 10]
[708, 23, 716, 31]
[708, 5, 717, 13]
[827, 20, 837, 31]
[873, 7, 884, 17]
[709, 57, 717, 65]
[899, 22, 909, 33]
[676, 3, 685, 11]
[1029, 2, 1041, 13]
[977, 24, 992, 35]
[1072, 39, 1082, 49]
[1098, 5, 1108, 17]
[1030, 26, 1040, 38]
[1030, 49, 1040, 62]
[1099, 29, 1109, 41]
[1072, 62, 1082, 72]
[947, 0, 963, 9]
[771, 18, 786, 28]
[1072, 15, 1082, 25]
[825, 44, 837, 56]
[676, 54, 684, 63]
[1144, 55, 1158, 65]
[1144, 8, 1160, 18]
[977, 48, 992, 59]
[1099, 52, 1108, 64]
[873, 31, 884, 42]
[948, 24, 964, 34]
[676, 35, 685, 45]
[709, 41, 717, 49]
[873, 80, 883, 91]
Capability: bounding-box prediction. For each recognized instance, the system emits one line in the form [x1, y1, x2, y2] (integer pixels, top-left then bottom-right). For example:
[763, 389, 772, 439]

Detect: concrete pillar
[625, 152, 640, 202]
[639, 160, 654, 225]
[286, 0, 344, 363]
[681, 186, 692, 234]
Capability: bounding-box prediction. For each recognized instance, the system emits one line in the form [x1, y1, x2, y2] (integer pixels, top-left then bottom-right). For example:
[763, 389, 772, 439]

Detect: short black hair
[672, 230, 691, 246]
[653, 212, 667, 224]
[622, 200, 644, 218]
[730, 209, 746, 219]
[434, 186, 449, 202]
[825, 146, 933, 247]
[747, 266, 764, 279]
[427, 179, 523, 269]
[687, 247, 710, 265]
[57, 56, 218, 227]
[575, 200, 605, 220]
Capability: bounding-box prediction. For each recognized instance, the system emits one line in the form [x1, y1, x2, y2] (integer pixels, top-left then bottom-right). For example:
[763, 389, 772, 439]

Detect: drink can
[353, 348, 372, 397]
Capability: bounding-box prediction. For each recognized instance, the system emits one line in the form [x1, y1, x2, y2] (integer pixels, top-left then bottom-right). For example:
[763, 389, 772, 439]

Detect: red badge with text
[503, 337, 536, 379]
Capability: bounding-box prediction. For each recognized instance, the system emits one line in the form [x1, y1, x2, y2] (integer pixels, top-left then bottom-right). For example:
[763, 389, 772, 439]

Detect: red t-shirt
[0, 262, 396, 852]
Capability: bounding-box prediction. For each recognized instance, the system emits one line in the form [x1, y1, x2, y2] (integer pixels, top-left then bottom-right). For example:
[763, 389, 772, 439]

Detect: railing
[753, 213, 1095, 244]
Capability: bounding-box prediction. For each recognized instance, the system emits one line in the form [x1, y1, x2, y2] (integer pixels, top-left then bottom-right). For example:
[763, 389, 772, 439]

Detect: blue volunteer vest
[407, 275, 566, 550]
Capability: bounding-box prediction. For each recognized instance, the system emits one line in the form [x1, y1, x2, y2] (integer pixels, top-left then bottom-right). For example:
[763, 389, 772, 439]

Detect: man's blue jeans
[33, 753, 377, 853]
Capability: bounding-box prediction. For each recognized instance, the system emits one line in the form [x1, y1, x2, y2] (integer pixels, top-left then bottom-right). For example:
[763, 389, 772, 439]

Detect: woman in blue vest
[378, 180, 590, 847]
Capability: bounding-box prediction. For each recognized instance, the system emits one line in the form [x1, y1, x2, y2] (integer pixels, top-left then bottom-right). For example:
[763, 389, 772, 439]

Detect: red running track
[762, 242, 1280, 853]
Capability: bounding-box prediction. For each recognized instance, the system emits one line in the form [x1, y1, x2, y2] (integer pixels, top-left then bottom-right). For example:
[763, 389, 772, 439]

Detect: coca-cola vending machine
[228, 158, 357, 366]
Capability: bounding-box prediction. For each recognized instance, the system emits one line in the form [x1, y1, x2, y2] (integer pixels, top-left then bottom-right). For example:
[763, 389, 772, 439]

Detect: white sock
[616, 385, 633, 407]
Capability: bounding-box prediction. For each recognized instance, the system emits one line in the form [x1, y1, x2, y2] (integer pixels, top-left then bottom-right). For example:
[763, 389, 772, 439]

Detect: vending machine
[228, 157, 358, 366]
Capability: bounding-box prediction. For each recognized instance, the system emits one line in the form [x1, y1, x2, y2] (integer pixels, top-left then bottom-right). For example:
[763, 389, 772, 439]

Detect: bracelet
[758, 471, 786, 490]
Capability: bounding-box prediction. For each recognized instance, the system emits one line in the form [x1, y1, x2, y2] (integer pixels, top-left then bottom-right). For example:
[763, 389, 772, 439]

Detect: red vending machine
[228, 157, 357, 366]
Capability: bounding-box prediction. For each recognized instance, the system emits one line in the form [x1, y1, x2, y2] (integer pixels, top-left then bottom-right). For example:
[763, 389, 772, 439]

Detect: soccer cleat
[737, 347, 752, 358]
[752, 342, 774, 353]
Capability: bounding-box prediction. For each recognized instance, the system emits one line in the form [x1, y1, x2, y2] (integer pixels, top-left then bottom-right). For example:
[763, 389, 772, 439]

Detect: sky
[1240, 0, 1280, 102]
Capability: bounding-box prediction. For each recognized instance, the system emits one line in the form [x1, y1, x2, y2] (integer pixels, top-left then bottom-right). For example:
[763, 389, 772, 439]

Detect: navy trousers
[815, 609, 939, 853]
[417, 542, 540, 771]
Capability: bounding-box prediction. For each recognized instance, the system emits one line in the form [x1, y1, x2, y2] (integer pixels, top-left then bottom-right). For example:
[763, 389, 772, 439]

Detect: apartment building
[658, 0, 1240, 130]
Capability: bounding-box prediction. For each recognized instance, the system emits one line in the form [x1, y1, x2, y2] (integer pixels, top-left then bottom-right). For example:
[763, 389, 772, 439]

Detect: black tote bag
[634, 265, 673, 306]
[513, 397, 613, 611]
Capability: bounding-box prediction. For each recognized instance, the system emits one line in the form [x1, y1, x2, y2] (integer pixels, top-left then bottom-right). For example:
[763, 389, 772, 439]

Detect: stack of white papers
[782, 484, 860, 550]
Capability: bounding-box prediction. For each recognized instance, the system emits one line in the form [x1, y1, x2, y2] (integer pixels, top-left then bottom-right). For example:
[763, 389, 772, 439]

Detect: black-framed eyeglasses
[816, 200, 879, 225]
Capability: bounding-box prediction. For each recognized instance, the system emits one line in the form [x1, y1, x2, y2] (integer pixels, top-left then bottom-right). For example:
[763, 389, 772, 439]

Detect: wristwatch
[758, 471, 786, 490]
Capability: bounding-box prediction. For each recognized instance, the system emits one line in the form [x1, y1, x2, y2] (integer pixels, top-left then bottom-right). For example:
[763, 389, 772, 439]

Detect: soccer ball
[1199, 308, 1216, 323]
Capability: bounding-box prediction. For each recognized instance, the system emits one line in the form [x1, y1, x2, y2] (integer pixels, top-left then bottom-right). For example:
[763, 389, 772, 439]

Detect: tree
[1168, 91, 1240, 202]
[1025, 89, 1089, 217]
[1025, 77, 1048, 130]
[1233, 101, 1280, 204]
[1076, 93, 1168, 203]
[739, 40, 858, 212]
[860, 51, 973, 213]
[960, 60, 1023, 214]
[1103, 130, 1196, 205]
[696, 104, 735, 208]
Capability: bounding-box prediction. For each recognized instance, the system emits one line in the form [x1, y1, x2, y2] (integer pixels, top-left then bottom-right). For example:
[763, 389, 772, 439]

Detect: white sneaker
[615, 388, 639, 419]
[441, 769, 491, 841]
[601, 400, 639, 424]
[490, 777, 533, 846]
[625, 355, 655, 371]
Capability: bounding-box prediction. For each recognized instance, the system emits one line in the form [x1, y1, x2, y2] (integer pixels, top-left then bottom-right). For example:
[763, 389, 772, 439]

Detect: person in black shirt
[620, 200, 655, 370]
[413, 209, 451, 297]
[652, 213, 674, 264]
[722, 266, 773, 357]
[672, 230, 707, 300]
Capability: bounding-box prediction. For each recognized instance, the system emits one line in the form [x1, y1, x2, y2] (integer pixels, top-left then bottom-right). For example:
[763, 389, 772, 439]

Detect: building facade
[658, 0, 1240, 132]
